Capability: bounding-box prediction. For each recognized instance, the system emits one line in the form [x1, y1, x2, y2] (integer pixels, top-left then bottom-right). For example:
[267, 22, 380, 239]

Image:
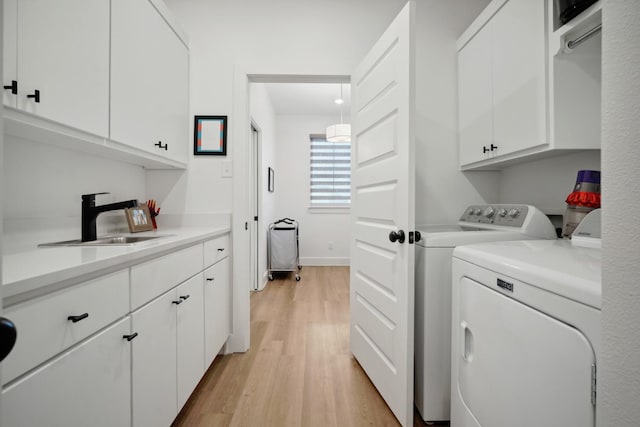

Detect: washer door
[456, 277, 595, 427]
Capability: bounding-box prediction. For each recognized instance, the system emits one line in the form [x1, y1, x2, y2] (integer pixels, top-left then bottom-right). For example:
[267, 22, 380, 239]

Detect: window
[309, 134, 351, 207]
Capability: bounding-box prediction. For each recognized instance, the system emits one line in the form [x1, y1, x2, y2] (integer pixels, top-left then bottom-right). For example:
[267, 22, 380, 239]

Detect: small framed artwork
[194, 115, 227, 155]
[268, 167, 274, 192]
[125, 205, 154, 233]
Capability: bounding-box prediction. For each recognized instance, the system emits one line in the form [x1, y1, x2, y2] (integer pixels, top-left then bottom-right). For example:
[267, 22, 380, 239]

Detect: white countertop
[3, 226, 230, 305]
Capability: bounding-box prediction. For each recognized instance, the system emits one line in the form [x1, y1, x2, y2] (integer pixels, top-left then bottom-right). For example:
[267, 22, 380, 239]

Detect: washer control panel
[460, 205, 529, 227]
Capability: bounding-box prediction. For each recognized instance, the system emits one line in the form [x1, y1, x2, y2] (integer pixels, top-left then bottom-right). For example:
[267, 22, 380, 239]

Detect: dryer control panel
[459, 204, 529, 228]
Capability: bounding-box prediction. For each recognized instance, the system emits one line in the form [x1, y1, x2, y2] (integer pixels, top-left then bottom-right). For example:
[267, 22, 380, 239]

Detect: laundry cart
[268, 218, 301, 281]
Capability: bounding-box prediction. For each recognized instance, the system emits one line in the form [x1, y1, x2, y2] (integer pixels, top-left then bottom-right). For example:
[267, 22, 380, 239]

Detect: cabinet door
[176, 273, 205, 409]
[1, 317, 132, 427]
[458, 24, 493, 166]
[2, 0, 17, 107]
[131, 290, 178, 427]
[203, 258, 230, 366]
[16, 0, 109, 136]
[111, 0, 189, 163]
[491, 0, 547, 157]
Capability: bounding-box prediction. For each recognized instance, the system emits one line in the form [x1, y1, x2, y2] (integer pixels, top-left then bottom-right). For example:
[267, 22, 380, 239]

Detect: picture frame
[268, 167, 274, 192]
[124, 205, 154, 233]
[194, 115, 227, 156]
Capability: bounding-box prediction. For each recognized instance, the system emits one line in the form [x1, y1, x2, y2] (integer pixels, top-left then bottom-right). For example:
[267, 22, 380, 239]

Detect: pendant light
[326, 84, 351, 142]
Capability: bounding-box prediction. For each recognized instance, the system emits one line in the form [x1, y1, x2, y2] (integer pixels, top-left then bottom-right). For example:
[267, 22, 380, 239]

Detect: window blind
[309, 135, 351, 206]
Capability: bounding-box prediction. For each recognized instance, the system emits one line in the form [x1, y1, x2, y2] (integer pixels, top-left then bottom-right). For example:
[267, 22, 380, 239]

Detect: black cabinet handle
[123, 332, 138, 342]
[180, 294, 190, 300]
[0, 317, 17, 362]
[206, 277, 215, 282]
[483, 146, 490, 153]
[490, 144, 498, 151]
[415, 231, 422, 242]
[217, 248, 225, 252]
[389, 230, 405, 244]
[154, 141, 168, 151]
[3, 80, 17, 95]
[27, 89, 40, 103]
[172, 300, 183, 305]
[67, 313, 89, 323]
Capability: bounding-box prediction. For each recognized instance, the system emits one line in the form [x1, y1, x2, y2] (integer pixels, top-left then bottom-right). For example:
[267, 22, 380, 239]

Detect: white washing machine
[415, 204, 557, 422]
[450, 213, 601, 427]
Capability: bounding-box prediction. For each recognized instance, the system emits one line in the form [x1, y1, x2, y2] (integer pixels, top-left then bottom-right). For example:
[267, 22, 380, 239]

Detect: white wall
[249, 83, 277, 288]
[273, 115, 351, 266]
[599, 1, 640, 425]
[498, 151, 601, 214]
[414, 0, 498, 225]
[3, 135, 146, 252]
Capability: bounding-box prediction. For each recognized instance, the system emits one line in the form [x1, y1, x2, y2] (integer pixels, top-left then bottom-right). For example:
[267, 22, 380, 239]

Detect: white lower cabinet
[204, 257, 231, 366]
[131, 289, 178, 427]
[176, 273, 206, 409]
[3, 233, 230, 427]
[1, 317, 132, 427]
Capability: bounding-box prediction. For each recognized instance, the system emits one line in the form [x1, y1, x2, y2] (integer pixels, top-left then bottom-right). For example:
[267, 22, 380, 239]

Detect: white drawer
[3, 269, 130, 384]
[131, 244, 203, 309]
[204, 234, 229, 267]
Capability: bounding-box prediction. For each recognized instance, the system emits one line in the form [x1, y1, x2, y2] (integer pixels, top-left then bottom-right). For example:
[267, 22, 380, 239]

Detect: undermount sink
[39, 235, 173, 247]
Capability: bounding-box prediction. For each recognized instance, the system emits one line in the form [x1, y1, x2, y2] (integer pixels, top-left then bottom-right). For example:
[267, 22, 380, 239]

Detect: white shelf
[550, 1, 602, 56]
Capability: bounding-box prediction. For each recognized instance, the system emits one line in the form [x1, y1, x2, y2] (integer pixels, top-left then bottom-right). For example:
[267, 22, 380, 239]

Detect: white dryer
[450, 221, 601, 426]
[415, 205, 556, 422]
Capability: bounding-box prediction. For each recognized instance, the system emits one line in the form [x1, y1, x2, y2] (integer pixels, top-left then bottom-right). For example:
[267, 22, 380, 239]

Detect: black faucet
[81, 192, 138, 242]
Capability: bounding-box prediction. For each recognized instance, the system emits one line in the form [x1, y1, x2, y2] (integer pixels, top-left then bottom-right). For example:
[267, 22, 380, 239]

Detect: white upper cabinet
[111, 0, 189, 164]
[457, 0, 602, 170]
[3, 0, 110, 137]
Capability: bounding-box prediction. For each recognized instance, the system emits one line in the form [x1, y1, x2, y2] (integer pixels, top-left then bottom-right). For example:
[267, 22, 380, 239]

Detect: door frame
[249, 120, 261, 292]
[229, 72, 349, 352]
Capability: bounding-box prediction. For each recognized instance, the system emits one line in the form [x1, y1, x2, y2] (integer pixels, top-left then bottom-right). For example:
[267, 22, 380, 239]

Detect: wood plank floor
[172, 266, 434, 427]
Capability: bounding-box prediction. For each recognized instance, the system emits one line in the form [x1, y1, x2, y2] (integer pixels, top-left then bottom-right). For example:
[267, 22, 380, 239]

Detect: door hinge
[591, 363, 597, 406]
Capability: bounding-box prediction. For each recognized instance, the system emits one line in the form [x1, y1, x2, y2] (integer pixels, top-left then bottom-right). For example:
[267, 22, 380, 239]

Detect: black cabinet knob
[154, 141, 168, 151]
[172, 299, 183, 305]
[67, 313, 89, 323]
[389, 230, 405, 244]
[0, 317, 17, 362]
[27, 89, 40, 103]
[180, 295, 190, 301]
[123, 332, 138, 342]
[206, 277, 215, 282]
[217, 248, 225, 252]
[3, 80, 17, 95]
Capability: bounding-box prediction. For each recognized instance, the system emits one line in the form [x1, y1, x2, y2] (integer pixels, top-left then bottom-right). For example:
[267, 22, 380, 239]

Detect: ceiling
[262, 83, 351, 116]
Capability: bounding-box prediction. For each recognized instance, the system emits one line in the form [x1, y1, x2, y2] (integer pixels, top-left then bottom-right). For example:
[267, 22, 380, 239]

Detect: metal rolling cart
[267, 218, 301, 281]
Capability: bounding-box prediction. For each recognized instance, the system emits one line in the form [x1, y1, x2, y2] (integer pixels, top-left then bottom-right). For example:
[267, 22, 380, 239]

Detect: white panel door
[455, 277, 595, 427]
[350, 2, 415, 426]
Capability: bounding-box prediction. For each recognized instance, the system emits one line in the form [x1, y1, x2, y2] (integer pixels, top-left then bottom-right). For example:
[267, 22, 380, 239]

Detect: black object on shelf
[556, 0, 598, 25]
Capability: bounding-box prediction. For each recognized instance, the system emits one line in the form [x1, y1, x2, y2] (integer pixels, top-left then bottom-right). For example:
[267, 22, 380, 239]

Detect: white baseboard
[299, 257, 350, 266]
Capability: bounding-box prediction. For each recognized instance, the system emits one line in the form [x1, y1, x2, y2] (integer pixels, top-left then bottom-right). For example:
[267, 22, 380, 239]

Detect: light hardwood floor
[173, 266, 432, 427]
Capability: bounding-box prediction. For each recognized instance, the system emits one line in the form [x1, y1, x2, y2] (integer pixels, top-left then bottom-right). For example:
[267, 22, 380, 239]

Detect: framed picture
[124, 205, 154, 233]
[194, 115, 227, 155]
[268, 167, 274, 192]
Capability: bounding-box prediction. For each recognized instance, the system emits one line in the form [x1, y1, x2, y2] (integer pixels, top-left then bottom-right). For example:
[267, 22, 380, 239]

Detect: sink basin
[39, 235, 173, 247]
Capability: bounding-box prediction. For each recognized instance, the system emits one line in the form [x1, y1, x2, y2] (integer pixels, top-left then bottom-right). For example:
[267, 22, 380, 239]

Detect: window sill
[308, 206, 351, 214]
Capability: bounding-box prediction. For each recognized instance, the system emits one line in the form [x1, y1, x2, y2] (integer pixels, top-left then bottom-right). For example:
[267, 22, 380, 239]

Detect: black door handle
[0, 317, 17, 362]
[415, 231, 422, 242]
[27, 89, 40, 103]
[389, 230, 405, 244]
[67, 313, 89, 323]
[123, 332, 138, 342]
[4, 80, 17, 95]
